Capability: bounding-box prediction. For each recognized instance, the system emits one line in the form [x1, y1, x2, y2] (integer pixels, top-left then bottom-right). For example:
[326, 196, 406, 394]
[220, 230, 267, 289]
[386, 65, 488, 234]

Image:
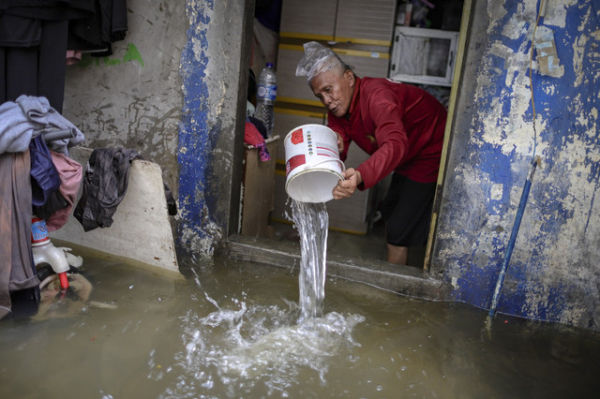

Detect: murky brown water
[1, 252, 600, 398]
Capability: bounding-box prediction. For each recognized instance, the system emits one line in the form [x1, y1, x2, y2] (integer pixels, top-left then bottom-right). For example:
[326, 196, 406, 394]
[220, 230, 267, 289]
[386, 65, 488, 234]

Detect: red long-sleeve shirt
[328, 77, 447, 189]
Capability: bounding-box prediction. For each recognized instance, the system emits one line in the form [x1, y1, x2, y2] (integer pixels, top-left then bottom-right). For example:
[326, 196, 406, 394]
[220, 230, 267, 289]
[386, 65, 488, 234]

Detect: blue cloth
[0, 95, 84, 155]
[29, 135, 60, 207]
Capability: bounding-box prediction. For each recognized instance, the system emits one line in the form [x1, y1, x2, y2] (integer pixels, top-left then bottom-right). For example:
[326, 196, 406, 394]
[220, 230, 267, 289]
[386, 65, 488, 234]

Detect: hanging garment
[0, 98, 37, 154]
[33, 190, 68, 220]
[68, 0, 128, 56]
[0, 1, 95, 112]
[0, 19, 69, 112]
[29, 135, 61, 207]
[0, 151, 40, 320]
[45, 150, 83, 231]
[0, 95, 85, 155]
[18, 95, 85, 155]
[248, 115, 267, 139]
[245, 120, 270, 162]
[74, 148, 140, 231]
[1, 1, 94, 21]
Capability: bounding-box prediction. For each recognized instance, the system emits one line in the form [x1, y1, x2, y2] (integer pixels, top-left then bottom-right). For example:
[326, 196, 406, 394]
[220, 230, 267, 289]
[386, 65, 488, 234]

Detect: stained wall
[432, 0, 600, 329]
[63, 0, 252, 257]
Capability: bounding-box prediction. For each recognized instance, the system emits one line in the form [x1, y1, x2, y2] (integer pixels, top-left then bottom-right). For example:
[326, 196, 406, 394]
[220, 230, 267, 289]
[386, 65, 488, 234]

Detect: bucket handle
[309, 158, 346, 176]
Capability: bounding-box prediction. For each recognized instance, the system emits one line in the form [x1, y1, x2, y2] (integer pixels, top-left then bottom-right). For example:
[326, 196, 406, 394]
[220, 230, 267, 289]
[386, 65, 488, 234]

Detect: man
[296, 42, 447, 265]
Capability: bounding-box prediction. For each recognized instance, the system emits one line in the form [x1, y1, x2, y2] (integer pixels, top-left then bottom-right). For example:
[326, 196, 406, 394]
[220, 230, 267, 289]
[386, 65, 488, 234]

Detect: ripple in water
[160, 200, 364, 397]
[161, 299, 363, 398]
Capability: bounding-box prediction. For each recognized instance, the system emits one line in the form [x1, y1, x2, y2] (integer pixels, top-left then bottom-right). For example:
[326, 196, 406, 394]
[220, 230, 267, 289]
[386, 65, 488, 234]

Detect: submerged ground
[1, 252, 599, 398]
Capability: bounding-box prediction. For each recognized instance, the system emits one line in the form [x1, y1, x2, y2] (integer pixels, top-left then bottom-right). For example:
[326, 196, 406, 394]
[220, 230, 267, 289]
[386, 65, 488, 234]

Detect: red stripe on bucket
[286, 154, 306, 175]
[316, 145, 336, 154]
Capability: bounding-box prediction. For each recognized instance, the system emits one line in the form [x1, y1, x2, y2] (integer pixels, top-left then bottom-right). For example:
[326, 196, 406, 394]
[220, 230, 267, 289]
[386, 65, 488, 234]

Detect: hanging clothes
[0, 97, 36, 154]
[45, 150, 83, 231]
[245, 120, 271, 162]
[68, 0, 128, 56]
[29, 135, 61, 207]
[74, 148, 140, 232]
[0, 150, 40, 320]
[0, 1, 95, 112]
[0, 95, 85, 156]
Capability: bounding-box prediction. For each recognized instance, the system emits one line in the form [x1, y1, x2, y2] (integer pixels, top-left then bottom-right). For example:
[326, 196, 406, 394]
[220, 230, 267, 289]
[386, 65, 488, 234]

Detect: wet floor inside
[1, 252, 600, 398]
[270, 218, 427, 268]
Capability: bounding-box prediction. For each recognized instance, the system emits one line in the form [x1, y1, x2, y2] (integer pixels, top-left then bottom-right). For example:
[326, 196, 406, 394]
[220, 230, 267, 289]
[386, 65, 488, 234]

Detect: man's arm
[355, 88, 409, 189]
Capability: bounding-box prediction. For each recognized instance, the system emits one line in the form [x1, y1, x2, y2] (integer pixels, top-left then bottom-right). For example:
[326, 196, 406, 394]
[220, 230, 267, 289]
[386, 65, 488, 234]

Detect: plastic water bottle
[255, 62, 277, 137]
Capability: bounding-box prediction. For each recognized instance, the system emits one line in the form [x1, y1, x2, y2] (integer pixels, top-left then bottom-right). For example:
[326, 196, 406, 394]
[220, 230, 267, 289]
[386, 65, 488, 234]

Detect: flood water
[1, 251, 600, 398]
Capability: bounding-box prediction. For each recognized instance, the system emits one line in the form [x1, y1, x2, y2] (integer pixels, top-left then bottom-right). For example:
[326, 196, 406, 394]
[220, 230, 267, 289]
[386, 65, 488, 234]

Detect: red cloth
[244, 120, 270, 162]
[244, 120, 265, 147]
[327, 77, 447, 189]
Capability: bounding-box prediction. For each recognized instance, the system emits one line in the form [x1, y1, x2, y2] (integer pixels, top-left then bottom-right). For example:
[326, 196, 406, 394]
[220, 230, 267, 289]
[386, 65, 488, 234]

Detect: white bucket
[284, 124, 344, 203]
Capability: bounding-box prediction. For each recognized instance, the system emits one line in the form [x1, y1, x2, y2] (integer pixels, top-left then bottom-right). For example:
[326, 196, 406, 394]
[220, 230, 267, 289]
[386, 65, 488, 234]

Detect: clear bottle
[255, 62, 277, 137]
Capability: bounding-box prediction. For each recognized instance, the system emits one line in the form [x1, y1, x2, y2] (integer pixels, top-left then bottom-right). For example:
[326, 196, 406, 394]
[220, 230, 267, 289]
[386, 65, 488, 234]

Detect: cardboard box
[241, 136, 281, 237]
[334, 0, 397, 45]
[280, 0, 337, 40]
[280, 0, 396, 46]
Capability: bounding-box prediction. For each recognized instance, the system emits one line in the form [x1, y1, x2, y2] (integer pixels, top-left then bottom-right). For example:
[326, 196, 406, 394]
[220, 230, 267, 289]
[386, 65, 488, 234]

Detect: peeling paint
[434, 0, 600, 331]
[573, 33, 588, 86]
[543, 0, 577, 28]
[177, 0, 220, 257]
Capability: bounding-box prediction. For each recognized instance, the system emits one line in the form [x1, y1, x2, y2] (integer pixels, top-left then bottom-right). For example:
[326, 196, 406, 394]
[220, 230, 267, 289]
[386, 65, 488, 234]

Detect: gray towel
[0, 100, 35, 154]
[0, 95, 85, 155]
[17, 95, 85, 155]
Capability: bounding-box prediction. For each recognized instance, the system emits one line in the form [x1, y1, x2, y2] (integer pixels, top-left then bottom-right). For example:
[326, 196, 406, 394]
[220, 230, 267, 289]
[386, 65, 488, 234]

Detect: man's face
[310, 69, 355, 118]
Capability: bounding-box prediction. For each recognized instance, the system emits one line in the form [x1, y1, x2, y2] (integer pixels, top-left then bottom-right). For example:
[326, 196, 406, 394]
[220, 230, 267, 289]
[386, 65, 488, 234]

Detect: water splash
[159, 199, 364, 397]
[290, 200, 329, 321]
[160, 298, 364, 398]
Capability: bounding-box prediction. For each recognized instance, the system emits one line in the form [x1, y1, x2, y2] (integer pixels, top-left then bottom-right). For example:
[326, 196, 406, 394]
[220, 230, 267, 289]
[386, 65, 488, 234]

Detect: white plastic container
[284, 124, 344, 203]
[31, 217, 70, 290]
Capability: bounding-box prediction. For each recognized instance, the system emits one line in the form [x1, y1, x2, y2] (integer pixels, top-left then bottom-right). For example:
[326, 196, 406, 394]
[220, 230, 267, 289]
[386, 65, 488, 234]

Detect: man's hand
[333, 168, 362, 199]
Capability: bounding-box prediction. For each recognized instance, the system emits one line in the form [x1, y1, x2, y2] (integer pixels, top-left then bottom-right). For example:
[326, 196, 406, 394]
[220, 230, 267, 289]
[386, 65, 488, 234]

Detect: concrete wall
[432, 0, 600, 329]
[63, 0, 252, 257]
[64, 1, 186, 200]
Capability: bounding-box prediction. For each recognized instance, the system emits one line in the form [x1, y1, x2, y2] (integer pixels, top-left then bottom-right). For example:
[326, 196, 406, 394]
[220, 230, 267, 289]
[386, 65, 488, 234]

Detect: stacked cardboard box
[241, 137, 281, 238]
[271, 0, 396, 234]
[279, 0, 396, 46]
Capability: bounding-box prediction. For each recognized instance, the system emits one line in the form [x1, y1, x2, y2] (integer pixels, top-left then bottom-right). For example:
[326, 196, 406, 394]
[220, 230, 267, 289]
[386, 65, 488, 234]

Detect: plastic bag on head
[295, 41, 342, 82]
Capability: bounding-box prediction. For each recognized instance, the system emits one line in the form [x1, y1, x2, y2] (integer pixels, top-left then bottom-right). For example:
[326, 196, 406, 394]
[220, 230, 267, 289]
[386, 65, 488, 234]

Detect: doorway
[238, 0, 471, 272]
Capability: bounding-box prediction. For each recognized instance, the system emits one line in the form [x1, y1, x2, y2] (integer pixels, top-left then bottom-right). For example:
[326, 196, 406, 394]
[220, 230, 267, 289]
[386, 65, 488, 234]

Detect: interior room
[241, 0, 465, 268]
